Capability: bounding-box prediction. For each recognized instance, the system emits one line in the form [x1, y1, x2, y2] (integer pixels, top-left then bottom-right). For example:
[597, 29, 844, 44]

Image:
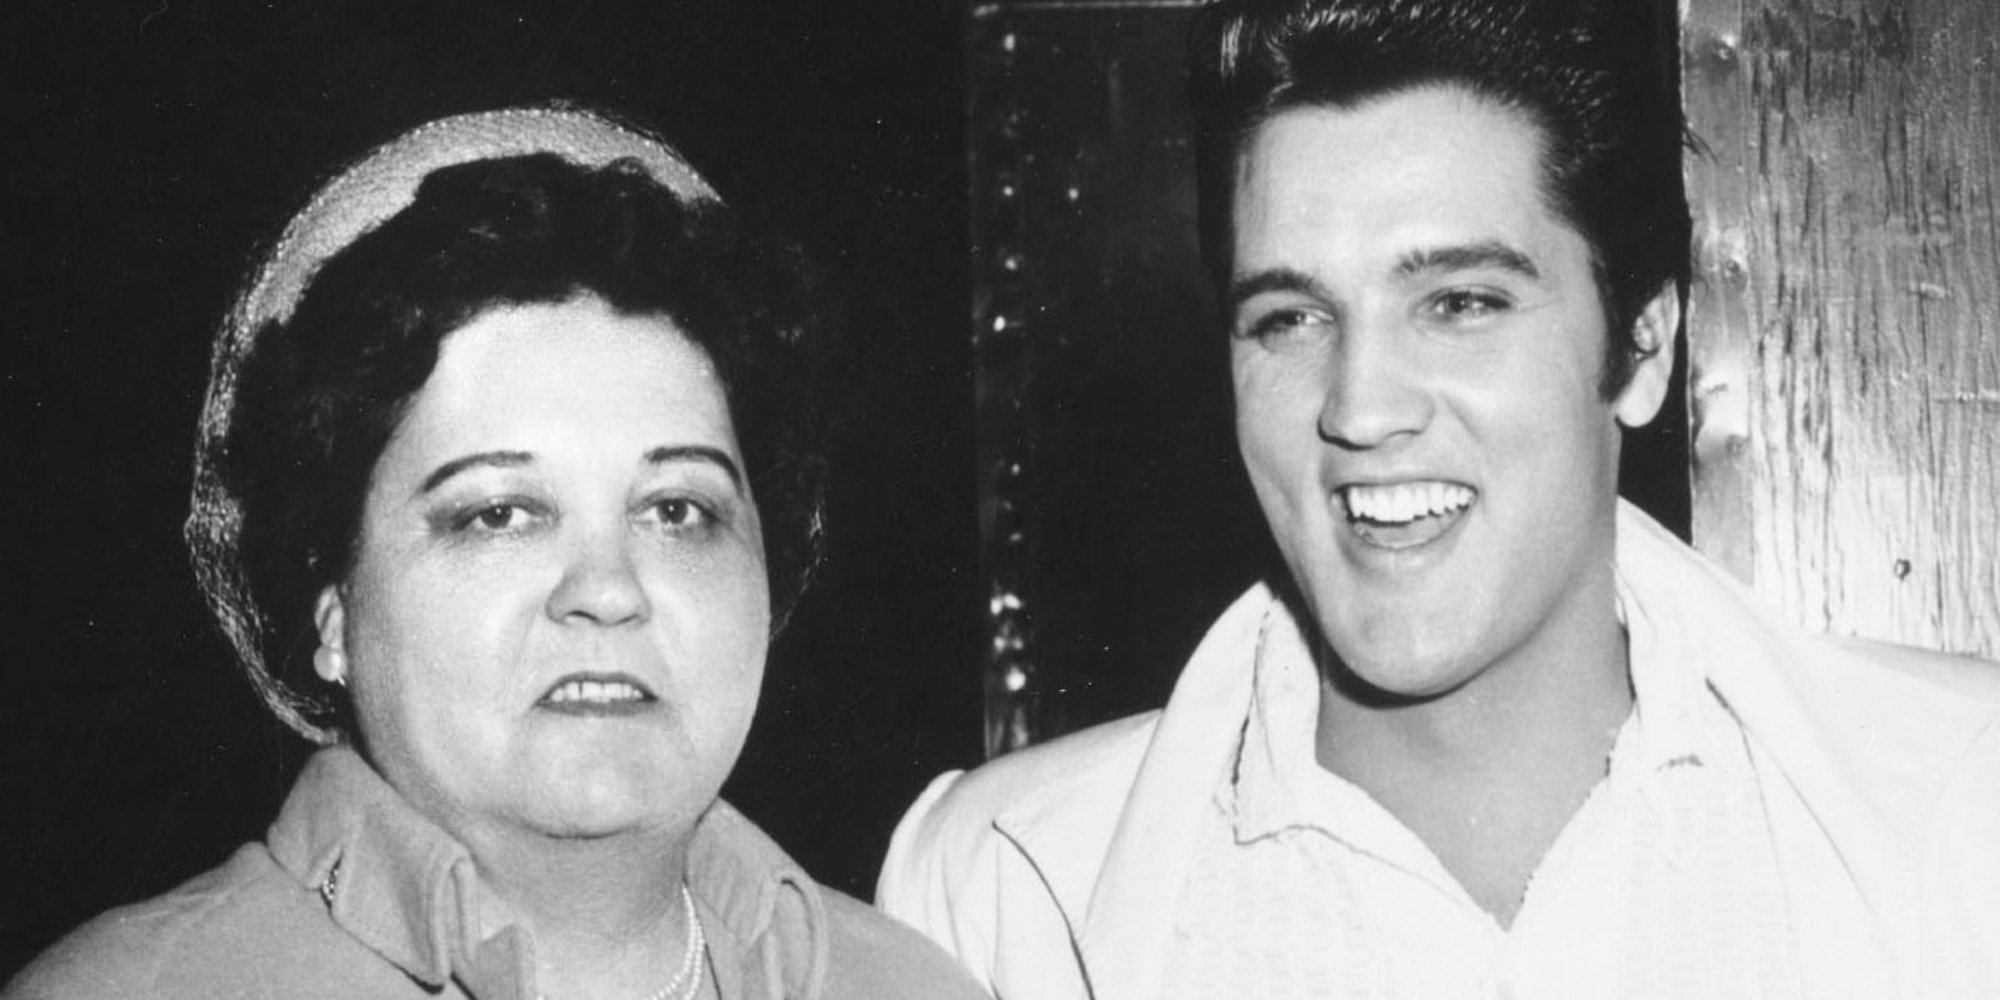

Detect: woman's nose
[1316, 328, 1434, 449]
[545, 528, 651, 626]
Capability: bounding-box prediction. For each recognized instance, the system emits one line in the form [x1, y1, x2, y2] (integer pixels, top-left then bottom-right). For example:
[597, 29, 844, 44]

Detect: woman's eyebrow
[645, 445, 744, 490]
[418, 450, 534, 495]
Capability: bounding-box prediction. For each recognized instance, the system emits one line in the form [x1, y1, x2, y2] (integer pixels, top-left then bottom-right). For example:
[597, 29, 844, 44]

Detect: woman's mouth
[1339, 481, 1476, 550]
[538, 674, 659, 716]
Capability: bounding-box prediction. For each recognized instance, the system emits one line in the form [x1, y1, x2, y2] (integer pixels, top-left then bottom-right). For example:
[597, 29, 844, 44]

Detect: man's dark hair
[224, 153, 826, 731]
[1190, 0, 1690, 396]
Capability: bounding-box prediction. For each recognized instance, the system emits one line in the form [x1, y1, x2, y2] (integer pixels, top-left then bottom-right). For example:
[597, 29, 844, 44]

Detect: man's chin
[1313, 614, 1481, 708]
[1321, 654, 1468, 709]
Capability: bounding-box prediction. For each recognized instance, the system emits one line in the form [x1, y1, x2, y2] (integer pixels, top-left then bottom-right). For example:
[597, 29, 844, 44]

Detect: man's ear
[312, 586, 348, 686]
[1613, 283, 1680, 429]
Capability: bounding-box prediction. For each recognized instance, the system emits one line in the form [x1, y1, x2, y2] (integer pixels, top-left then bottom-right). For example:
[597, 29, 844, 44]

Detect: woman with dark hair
[5, 107, 984, 1000]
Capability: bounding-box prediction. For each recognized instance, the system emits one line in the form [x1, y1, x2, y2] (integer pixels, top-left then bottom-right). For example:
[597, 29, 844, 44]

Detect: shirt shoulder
[873, 711, 1160, 985]
[1828, 638, 2000, 991]
[882, 710, 1160, 892]
[6, 845, 290, 999]
[3, 844, 383, 1000]
[815, 887, 991, 1000]
[1822, 634, 2000, 706]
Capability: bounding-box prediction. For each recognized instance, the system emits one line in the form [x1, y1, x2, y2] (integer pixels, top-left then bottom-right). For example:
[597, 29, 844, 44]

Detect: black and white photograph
[7, 1, 1997, 997]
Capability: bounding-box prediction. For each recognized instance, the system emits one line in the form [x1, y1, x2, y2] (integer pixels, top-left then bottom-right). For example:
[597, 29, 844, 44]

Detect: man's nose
[1316, 325, 1434, 449]
[545, 525, 651, 626]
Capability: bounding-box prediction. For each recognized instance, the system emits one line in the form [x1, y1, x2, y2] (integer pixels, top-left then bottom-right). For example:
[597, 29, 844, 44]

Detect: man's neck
[1312, 608, 1634, 927]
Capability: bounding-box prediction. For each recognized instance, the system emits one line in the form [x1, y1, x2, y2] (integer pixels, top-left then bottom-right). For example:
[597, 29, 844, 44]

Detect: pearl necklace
[540, 884, 705, 1000]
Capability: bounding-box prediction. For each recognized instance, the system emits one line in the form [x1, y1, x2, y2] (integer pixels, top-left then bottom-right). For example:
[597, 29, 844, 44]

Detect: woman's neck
[466, 820, 704, 1000]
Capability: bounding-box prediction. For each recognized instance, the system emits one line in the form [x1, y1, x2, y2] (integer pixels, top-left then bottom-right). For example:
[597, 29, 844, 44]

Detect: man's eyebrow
[1227, 267, 1335, 311]
[418, 451, 533, 495]
[1393, 241, 1540, 280]
[645, 445, 744, 490]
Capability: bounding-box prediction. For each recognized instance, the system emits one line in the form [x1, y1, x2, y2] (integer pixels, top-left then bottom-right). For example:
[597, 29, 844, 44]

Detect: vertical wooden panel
[1684, 0, 2000, 656]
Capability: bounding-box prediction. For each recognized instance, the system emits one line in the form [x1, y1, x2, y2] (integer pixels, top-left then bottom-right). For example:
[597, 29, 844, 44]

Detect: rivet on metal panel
[974, 19, 1048, 755]
[992, 616, 1026, 654]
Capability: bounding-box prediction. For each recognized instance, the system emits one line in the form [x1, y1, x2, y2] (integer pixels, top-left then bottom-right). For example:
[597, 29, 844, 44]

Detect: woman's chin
[517, 793, 681, 842]
[512, 762, 716, 843]
[528, 811, 650, 841]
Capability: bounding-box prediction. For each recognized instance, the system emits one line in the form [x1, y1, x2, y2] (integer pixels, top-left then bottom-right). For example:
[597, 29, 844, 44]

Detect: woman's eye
[647, 497, 715, 531]
[460, 502, 533, 533]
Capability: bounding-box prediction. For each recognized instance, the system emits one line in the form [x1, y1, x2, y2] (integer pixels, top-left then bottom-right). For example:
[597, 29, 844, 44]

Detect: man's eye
[1428, 289, 1509, 321]
[1239, 307, 1331, 342]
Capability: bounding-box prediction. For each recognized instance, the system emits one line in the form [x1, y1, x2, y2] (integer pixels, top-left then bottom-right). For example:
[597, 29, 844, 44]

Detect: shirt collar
[686, 798, 831, 1000]
[265, 746, 830, 1000]
[1230, 548, 1741, 845]
[1612, 553, 1739, 780]
[1231, 598, 1380, 845]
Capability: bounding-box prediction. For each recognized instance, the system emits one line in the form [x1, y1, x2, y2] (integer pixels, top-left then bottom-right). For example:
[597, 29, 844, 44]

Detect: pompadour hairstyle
[1189, 0, 1692, 396]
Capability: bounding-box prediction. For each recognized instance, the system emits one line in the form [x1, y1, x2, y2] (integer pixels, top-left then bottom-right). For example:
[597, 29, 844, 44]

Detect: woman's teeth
[545, 679, 649, 704]
[1341, 481, 1475, 524]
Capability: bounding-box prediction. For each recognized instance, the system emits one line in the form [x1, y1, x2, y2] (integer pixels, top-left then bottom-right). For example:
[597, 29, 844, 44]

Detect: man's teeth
[546, 679, 648, 704]
[1342, 482, 1475, 524]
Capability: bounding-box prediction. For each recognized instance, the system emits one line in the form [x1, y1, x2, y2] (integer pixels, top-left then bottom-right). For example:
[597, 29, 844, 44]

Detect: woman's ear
[312, 586, 348, 686]
[1613, 283, 1681, 429]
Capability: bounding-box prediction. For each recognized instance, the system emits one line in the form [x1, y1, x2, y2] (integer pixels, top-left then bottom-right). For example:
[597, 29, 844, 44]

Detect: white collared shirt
[883, 505, 2000, 1000]
[1159, 585, 1804, 1000]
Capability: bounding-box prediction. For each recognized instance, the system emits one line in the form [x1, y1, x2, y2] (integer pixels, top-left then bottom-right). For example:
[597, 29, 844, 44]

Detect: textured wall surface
[1685, 0, 2000, 656]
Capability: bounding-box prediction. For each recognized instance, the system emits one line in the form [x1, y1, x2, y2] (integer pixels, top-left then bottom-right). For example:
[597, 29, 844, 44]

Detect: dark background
[3, 0, 983, 976]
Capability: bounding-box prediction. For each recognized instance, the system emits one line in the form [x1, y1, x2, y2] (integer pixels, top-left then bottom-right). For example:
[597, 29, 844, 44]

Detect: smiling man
[879, 1, 2000, 998]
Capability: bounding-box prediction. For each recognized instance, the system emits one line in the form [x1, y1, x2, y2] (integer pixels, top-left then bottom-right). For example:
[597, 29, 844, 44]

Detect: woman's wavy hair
[221, 152, 826, 738]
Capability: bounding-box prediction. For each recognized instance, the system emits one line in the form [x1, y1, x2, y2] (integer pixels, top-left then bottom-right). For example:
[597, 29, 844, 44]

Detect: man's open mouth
[1339, 481, 1476, 550]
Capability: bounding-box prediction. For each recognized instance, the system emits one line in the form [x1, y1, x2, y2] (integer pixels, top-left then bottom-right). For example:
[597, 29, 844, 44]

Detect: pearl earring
[314, 643, 348, 688]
